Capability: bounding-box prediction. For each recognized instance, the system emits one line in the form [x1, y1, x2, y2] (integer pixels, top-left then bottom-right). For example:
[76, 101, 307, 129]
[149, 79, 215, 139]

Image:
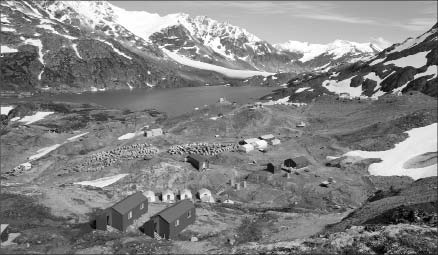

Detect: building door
[107, 215, 110, 225]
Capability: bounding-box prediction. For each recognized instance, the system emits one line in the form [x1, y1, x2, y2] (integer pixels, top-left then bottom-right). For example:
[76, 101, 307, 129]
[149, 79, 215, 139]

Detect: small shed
[144, 190, 156, 203]
[1, 224, 9, 242]
[267, 163, 281, 174]
[162, 189, 175, 203]
[253, 139, 268, 149]
[284, 156, 310, 169]
[239, 144, 254, 153]
[198, 188, 214, 203]
[339, 92, 351, 99]
[143, 200, 196, 240]
[186, 155, 209, 171]
[243, 138, 260, 145]
[271, 138, 281, 145]
[259, 134, 275, 141]
[296, 121, 306, 127]
[96, 192, 148, 232]
[145, 128, 163, 137]
[180, 189, 193, 200]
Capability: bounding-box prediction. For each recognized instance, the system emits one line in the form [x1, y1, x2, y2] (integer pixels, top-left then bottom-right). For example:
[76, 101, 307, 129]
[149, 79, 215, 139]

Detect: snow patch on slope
[344, 123, 437, 180]
[74, 174, 129, 188]
[163, 48, 273, 78]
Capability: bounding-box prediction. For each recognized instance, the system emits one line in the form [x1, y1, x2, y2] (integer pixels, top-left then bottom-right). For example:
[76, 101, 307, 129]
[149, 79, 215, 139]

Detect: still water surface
[6, 86, 274, 117]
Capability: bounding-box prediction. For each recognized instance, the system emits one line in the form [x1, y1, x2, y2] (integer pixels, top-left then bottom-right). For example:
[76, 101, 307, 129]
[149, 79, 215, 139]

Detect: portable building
[96, 192, 148, 232]
[143, 200, 196, 240]
[186, 155, 209, 171]
[162, 189, 175, 203]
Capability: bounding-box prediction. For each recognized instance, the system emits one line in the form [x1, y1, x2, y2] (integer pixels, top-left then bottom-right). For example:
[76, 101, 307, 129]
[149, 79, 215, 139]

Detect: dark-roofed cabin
[143, 200, 195, 240]
[96, 192, 148, 232]
[284, 156, 310, 169]
[267, 163, 281, 174]
[1, 224, 9, 242]
[186, 155, 209, 171]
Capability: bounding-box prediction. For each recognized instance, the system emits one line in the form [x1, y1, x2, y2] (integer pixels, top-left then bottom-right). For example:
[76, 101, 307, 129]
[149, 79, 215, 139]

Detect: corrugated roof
[111, 192, 147, 215]
[154, 200, 194, 223]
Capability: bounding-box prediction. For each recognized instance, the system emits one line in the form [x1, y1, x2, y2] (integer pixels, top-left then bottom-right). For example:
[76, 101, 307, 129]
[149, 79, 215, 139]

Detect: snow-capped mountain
[274, 40, 382, 70]
[264, 23, 437, 101]
[1, 0, 384, 94]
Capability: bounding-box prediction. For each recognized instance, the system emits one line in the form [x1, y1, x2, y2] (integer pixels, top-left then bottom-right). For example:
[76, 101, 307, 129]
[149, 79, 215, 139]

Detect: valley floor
[0, 93, 436, 254]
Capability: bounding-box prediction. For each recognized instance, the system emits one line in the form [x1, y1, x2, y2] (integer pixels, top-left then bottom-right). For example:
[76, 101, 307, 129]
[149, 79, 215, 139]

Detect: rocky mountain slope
[263, 23, 437, 100]
[0, 0, 383, 93]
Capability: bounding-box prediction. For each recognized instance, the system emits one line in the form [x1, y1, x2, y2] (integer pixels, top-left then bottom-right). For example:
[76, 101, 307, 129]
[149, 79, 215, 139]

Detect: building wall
[168, 207, 196, 239]
[111, 209, 123, 231]
[121, 200, 148, 231]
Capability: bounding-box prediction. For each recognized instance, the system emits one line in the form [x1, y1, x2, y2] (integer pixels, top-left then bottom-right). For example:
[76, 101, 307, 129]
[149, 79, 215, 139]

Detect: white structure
[339, 92, 351, 100]
[253, 139, 268, 149]
[198, 188, 214, 203]
[145, 128, 163, 137]
[259, 134, 275, 141]
[239, 144, 254, 153]
[180, 189, 193, 200]
[144, 190, 156, 202]
[297, 121, 306, 127]
[222, 199, 234, 204]
[271, 138, 281, 145]
[162, 189, 175, 203]
[243, 138, 260, 145]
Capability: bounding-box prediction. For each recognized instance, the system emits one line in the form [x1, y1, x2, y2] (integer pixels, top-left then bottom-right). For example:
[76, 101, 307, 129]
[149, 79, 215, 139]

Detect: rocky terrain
[1, 89, 436, 253]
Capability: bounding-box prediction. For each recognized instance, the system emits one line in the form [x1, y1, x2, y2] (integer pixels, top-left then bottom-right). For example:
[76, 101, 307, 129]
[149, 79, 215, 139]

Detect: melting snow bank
[18, 111, 54, 125]
[344, 123, 437, 180]
[118, 131, 142, 140]
[29, 144, 61, 161]
[74, 174, 129, 188]
[260, 96, 307, 107]
[163, 48, 274, 79]
[0, 106, 14, 115]
[67, 132, 89, 141]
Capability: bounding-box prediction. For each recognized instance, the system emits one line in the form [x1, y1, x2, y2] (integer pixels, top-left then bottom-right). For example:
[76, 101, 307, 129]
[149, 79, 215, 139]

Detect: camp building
[186, 155, 209, 171]
[284, 156, 310, 169]
[143, 200, 196, 240]
[96, 192, 148, 232]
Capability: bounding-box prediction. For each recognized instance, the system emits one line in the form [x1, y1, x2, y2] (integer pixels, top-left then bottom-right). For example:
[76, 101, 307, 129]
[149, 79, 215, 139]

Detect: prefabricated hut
[271, 138, 281, 145]
[96, 192, 148, 232]
[1, 224, 9, 242]
[198, 188, 214, 203]
[243, 138, 260, 145]
[259, 134, 275, 141]
[162, 189, 175, 203]
[239, 143, 254, 153]
[145, 128, 163, 137]
[143, 200, 196, 240]
[253, 139, 268, 149]
[144, 190, 156, 203]
[284, 156, 310, 169]
[186, 154, 209, 171]
[180, 189, 193, 200]
[267, 163, 281, 174]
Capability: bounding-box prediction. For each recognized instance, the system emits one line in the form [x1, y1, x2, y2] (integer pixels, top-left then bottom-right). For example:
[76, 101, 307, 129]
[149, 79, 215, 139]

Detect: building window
[140, 203, 144, 210]
[128, 211, 132, 219]
[175, 219, 179, 226]
[187, 210, 191, 218]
